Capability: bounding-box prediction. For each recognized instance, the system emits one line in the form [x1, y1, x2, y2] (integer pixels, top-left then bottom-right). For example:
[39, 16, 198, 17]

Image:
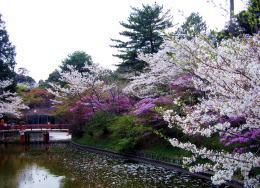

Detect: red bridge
[0, 124, 71, 144]
[0, 124, 70, 131]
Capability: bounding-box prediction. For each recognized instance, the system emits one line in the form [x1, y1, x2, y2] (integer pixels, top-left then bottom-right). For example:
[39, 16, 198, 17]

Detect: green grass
[141, 140, 191, 159]
[74, 135, 114, 149]
[74, 133, 192, 166]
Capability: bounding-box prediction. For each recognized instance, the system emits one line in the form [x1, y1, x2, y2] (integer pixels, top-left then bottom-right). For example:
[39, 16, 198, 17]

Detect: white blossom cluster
[0, 79, 28, 117]
[169, 138, 259, 186]
[48, 64, 107, 103]
[123, 42, 182, 98]
[158, 34, 260, 187]
[164, 34, 260, 136]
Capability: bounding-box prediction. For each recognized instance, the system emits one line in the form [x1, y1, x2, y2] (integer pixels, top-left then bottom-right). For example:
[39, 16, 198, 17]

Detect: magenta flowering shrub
[169, 73, 203, 106]
[215, 116, 260, 154]
[70, 94, 132, 120]
[170, 73, 193, 93]
[220, 128, 260, 153]
[132, 96, 172, 126]
[133, 98, 157, 116]
[133, 96, 171, 116]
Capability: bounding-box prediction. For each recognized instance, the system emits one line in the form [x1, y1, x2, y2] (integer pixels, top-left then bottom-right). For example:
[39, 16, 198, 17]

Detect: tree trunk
[230, 0, 234, 20]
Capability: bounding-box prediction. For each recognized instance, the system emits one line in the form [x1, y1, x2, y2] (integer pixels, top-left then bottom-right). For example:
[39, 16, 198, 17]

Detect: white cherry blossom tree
[123, 42, 182, 98]
[0, 79, 28, 117]
[143, 34, 259, 187]
[48, 64, 108, 103]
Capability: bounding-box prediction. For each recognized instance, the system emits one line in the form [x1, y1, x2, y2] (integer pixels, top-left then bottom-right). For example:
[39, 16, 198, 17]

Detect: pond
[0, 143, 216, 188]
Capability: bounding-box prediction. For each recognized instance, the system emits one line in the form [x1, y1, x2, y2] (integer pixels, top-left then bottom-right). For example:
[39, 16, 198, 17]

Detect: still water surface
[0, 143, 214, 188]
[0, 144, 82, 188]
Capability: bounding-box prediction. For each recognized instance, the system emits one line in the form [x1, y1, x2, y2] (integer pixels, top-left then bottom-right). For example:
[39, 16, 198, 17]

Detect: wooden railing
[0, 124, 71, 131]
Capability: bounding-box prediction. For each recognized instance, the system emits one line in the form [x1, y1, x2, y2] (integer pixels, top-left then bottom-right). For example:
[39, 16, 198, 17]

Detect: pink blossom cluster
[170, 73, 193, 93]
[133, 96, 171, 116]
[221, 128, 260, 151]
[70, 94, 132, 120]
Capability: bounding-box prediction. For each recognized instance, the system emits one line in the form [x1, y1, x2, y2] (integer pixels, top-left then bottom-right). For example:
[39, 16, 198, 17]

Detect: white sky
[0, 0, 247, 82]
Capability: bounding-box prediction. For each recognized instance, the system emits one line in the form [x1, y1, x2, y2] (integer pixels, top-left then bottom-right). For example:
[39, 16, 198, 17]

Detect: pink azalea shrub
[133, 96, 172, 116]
[221, 128, 260, 153]
[70, 94, 132, 120]
[170, 73, 193, 93]
[132, 96, 172, 126]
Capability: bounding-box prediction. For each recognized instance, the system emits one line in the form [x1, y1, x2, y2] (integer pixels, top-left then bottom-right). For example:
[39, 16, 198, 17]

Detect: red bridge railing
[0, 124, 71, 131]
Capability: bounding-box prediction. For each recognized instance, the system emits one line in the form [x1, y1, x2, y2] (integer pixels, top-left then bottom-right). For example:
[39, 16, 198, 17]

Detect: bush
[79, 113, 152, 152]
[114, 138, 136, 152]
[86, 112, 115, 138]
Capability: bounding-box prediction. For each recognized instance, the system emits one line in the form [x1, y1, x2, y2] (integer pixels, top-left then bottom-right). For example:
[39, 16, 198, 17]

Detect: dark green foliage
[235, 0, 259, 35]
[214, 0, 259, 42]
[114, 50, 147, 75]
[244, 0, 259, 32]
[111, 4, 172, 74]
[236, 10, 258, 35]
[45, 69, 63, 87]
[86, 112, 114, 138]
[60, 51, 93, 73]
[77, 113, 152, 152]
[175, 12, 207, 40]
[47, 69, 60, 83]
[0, 14, 16, 91]
[15, 68, 36, 88]
[37, 80, 49, 89]
[15, 75, 35, 87]
[141, 138, 192, 160]
[36, 70, 60, 89]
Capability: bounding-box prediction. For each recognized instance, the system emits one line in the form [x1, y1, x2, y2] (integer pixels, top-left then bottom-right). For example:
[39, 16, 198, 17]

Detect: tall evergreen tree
[0, 14, 16, 91]
[175, 12, 207, 40]
[45, 51, 93, 87]
[111, 4, 172, 74]
[60, 51, 93, 73]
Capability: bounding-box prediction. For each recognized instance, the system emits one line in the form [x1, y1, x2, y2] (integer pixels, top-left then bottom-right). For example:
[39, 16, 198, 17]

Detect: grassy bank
[73, 112, 191, 162]
[74, 135, 191, 160]
[73, 112, 242, 165]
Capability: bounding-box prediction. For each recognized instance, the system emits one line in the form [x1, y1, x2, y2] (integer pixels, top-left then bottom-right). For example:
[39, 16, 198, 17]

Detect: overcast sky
[0, 0, 247, 82]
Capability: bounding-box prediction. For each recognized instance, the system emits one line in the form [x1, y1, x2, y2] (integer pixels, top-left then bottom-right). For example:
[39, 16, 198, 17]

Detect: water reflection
[0, 145, 81, 188]
[18, 165, 64, 188]
[49, 132, 71, 141]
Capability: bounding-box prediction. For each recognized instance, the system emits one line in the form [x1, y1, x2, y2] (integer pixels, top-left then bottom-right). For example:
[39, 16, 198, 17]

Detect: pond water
[49, 132, 71, 141]
[0, 144, 216, 188]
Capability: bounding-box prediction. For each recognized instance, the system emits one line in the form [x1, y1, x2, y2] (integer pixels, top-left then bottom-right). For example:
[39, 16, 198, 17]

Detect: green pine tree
[111, 3, 172, 74]
[175, 12, 207, 40]
[60, 51, 93, 73]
